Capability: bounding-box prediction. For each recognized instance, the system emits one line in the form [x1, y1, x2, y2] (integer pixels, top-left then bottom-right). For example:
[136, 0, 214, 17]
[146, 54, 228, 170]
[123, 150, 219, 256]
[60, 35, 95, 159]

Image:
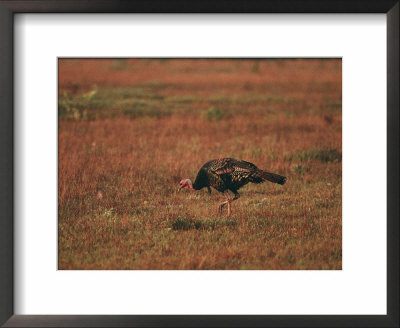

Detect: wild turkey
[179, 158, 286, 217]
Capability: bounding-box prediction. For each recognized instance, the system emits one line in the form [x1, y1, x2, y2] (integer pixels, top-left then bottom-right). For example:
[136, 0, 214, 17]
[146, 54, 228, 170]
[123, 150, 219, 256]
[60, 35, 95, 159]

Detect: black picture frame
[0, 1, 398, 327]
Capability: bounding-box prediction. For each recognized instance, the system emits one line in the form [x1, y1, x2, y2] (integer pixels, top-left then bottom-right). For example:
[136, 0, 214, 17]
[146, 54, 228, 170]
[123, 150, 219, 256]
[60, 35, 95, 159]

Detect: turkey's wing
[212, 159, 257, 176]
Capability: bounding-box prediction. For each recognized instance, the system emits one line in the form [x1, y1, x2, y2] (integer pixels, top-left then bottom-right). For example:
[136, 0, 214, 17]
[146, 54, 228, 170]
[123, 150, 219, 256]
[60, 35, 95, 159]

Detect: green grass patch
[327, 102, 342, 110]
[166, 95, 200, 103]
[58, 86, 301, 121]
[58, 87, 169, 120]
[286, 148, 341, 163]
[204, 107, 224, 121]
[293, 164, 309, 175]
[208, 94, 297, 106]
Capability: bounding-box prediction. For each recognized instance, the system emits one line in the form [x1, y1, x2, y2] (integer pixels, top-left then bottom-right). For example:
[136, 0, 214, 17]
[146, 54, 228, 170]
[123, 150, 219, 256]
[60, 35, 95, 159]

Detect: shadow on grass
[171, 216, 237, 231]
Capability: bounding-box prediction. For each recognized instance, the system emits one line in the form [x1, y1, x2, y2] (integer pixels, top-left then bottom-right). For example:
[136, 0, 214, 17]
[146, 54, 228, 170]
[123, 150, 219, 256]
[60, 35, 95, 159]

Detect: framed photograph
[57, 57, 342, 272]
[0, 1, 398, 327]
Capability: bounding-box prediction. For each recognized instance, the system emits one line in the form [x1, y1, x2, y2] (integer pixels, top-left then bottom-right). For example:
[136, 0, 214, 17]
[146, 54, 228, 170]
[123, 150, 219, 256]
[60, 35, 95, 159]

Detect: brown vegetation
[58, 59, 342, 269]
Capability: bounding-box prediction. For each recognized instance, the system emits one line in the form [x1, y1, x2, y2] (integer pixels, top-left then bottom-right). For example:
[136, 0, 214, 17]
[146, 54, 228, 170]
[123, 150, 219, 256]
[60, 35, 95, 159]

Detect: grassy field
[58, 59, 342, 270]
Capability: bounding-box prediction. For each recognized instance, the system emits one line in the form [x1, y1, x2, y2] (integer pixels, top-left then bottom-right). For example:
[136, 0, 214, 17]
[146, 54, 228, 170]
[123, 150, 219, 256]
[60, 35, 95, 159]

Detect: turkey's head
[178, 179, 193, 190]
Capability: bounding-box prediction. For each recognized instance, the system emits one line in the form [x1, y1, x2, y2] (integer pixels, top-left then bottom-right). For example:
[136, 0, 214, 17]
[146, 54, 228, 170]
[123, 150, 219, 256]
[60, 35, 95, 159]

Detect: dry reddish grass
[58, 59, 341, 270]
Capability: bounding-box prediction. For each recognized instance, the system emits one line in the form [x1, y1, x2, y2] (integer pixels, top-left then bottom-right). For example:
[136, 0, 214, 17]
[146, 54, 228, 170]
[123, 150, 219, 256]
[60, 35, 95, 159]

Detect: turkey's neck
[192, 179, 203, 190]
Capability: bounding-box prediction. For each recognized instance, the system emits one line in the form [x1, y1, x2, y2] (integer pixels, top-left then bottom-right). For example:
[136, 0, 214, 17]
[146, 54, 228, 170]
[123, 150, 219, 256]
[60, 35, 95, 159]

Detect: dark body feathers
[192, 158, 286, 194]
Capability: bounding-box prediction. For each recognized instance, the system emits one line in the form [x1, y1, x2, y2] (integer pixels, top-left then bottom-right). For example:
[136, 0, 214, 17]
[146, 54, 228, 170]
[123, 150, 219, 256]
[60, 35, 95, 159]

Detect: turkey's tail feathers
[259, 170, 287, 185]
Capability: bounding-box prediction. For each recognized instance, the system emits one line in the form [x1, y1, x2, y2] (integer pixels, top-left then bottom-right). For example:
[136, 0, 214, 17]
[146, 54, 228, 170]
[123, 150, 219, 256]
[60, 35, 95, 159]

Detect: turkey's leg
[226, 192, 240, 217]
[232, 192, 240, 201]
[227, 201, 231, 217]
[218, 200, 229, 214]
[218, 191, 230, 215]
[218, 191, 240, 217]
